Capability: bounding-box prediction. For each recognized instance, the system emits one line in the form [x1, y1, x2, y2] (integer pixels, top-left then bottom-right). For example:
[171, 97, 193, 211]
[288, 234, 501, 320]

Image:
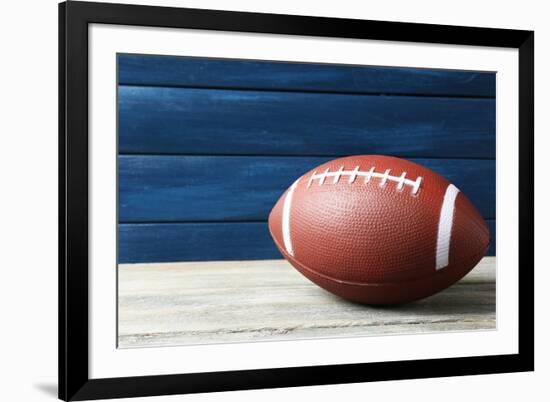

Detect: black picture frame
[59, 1, 534, 400]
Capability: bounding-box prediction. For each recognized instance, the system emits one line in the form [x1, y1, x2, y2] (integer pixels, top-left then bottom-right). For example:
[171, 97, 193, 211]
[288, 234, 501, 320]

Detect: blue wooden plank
[118, 54, 496, 97]
[118, 222, 280, 263]
[118, 86, 495, 158]
[118, 219, 496, 264]
[119, 156, 495, 222]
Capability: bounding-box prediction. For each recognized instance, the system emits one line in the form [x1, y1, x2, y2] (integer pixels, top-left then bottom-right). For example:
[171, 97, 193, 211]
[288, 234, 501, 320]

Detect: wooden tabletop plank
[118, 257, 495, 348]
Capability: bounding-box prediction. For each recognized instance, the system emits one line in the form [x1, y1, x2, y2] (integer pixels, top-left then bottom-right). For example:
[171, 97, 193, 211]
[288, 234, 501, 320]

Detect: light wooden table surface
[118, 257, 495, 348]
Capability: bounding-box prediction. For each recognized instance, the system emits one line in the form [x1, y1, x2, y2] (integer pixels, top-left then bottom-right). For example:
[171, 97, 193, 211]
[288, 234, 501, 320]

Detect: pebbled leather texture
[268, 155, 490, 305]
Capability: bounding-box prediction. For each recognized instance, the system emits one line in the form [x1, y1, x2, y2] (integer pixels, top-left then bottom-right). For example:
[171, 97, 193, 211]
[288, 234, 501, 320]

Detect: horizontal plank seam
[118, 83, 496, 99]
[117, 153, 496, 161]
[118, 218, 496, 225]
[119, 220, 268, 225]
[117, 282, 495, 294]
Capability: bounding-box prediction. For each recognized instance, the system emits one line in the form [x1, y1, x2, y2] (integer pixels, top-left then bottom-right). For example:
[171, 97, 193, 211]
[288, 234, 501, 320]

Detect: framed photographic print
[59, 1, 534, 400]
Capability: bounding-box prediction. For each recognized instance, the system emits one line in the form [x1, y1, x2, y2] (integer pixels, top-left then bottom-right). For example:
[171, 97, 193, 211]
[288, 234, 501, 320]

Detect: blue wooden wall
[118, 54, 496, 263]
